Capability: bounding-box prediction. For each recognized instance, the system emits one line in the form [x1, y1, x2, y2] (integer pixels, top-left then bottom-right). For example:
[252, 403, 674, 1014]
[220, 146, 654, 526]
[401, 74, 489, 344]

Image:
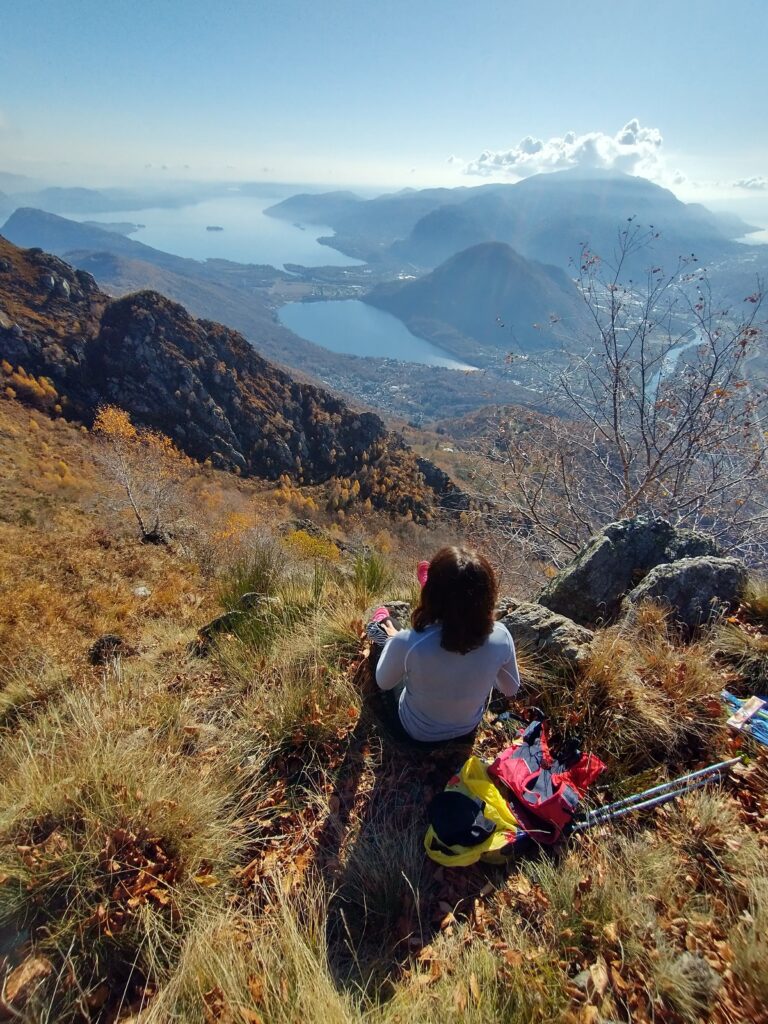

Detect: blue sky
[1, 0, 766, 202]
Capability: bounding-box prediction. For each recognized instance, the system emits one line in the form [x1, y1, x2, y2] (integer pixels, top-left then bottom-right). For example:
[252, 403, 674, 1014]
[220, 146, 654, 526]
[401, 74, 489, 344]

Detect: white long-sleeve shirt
[375, 621, 520, 742]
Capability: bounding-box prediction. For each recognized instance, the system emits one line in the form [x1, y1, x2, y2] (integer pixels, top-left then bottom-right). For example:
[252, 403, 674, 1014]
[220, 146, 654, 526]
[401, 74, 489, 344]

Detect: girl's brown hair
[412, 547, 498, 654]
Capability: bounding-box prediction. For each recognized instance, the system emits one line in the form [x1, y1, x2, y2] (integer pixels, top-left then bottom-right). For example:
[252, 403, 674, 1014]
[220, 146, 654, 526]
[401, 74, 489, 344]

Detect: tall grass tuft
[0, 651, 69, 729]
[730, 873, 768, 1006]
[351, 550, 394, 605]
[712, 621, 768, 694]
[534, 602, 725, 774]
[740, 575, 768, 626]
[146, 887, 361, 1024]
[0, 674, 247, 1021]
[217, 536, 284, 611]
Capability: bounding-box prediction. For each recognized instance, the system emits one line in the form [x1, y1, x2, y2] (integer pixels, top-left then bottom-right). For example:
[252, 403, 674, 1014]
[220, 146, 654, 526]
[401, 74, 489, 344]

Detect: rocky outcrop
[538, 516, 722, 627]
[623, 556, 747, 633]
[86, 292, 388, 481]
[0, 235, 456, 521]
[498, 600, 593, 666]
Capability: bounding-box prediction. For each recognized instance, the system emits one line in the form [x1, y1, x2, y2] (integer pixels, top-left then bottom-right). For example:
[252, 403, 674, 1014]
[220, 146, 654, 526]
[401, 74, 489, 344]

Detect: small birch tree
[467, 225, 767, 566]
[93, 406, 192, 543]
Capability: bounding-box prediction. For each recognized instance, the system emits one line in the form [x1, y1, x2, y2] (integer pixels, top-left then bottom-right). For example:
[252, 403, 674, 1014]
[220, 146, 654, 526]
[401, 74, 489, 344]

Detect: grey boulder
[538, 516, 721, 627]
[623, 556, 747, 633]
[498, 600, 593, 667]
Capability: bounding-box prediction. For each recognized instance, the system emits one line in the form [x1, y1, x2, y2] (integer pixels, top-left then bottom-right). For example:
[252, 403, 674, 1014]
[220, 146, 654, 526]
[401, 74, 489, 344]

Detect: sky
[1, 0, 767, 210]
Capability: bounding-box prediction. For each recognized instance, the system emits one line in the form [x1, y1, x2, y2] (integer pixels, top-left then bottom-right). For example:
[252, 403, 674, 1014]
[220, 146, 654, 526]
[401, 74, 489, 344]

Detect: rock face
[0, 235, 464, 521]
[498, 600, 593, 666]
[538, 516, 721, 627]
[623, 556, 747, 632]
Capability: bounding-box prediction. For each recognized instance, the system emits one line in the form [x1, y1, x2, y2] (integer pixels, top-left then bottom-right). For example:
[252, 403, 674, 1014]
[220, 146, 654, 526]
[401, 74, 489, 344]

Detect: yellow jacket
[424, 756, 519, 867]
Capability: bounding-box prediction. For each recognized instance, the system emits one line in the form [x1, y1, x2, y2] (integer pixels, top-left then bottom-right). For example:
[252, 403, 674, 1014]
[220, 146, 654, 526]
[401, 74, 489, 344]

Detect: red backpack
[488, 720, 605, 845]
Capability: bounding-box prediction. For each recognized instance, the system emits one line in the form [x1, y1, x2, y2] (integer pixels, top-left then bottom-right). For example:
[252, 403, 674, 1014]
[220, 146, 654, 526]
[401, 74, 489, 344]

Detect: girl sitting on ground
[373, 546, 520, 744]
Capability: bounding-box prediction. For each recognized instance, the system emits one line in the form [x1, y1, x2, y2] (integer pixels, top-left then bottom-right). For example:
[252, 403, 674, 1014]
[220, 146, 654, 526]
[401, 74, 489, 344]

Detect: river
[649, 332, 704, 401]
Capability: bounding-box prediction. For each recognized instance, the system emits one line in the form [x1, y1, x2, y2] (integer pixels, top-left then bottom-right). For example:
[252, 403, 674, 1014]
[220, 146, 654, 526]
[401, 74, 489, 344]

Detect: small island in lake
[206, 225, 224, 231]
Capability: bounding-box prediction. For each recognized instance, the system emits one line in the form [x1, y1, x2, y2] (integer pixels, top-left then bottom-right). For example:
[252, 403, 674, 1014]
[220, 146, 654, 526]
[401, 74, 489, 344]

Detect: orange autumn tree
[93, 406, 192, 543]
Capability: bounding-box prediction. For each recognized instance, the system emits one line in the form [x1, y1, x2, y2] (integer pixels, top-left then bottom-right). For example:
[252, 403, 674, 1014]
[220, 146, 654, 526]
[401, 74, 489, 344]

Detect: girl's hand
[382, 619, 400, 637]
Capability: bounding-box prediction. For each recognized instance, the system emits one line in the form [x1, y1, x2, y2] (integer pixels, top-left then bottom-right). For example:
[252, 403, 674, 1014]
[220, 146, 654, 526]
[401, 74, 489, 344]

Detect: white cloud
[446, 154, 463, 165]
[464, 119, 667, 181]
[733, 176, 767, 191]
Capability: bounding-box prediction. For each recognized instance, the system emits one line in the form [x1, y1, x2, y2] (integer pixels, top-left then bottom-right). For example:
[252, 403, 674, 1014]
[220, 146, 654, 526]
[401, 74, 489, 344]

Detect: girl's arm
[496, 631, 521, 696]
[375, 630, 409, 691]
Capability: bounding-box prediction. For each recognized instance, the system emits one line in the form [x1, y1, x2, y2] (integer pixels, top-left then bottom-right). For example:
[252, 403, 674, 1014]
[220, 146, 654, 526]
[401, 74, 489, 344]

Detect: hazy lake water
[279, 299, 476, 369]
[70, 195, 364, 268]
[72, 193, 474, 369]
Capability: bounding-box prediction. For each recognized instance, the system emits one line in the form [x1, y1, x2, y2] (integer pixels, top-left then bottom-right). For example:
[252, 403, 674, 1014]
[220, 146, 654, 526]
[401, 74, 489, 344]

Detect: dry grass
[741, 575, 768, 626]
[2, 396, 768, 1023]
[0, 670, 252, 1020]
[119, 792, 768, 1024]
[712, 621, 768, 695]
[529, 602, 727, 776]
[144, 892, 361, 1024]
[0, 651, 69, 729]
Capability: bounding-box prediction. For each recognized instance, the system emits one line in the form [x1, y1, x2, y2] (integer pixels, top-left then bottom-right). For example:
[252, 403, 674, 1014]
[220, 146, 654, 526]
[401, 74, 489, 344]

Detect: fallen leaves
[193, 873, 220, 887]
[3, 955, 52, 1005]
[514, 872, 532, 897]
[588, 956, 609, 998]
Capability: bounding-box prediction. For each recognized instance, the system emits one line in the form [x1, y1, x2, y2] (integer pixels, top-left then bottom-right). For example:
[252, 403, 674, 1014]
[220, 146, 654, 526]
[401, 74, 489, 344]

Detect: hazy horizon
[2, 0, 767, 221]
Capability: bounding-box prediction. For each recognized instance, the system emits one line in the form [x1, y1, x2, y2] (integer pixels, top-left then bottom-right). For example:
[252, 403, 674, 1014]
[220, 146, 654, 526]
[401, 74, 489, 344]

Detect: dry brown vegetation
[0, 395, 767, 1024]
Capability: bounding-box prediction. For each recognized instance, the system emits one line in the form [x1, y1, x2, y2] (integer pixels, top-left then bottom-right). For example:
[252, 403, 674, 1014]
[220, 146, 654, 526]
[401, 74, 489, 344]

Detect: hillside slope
[0, 235, 465, 518]
[0, 395, 765, 1023]
[366, 241, 585, 358]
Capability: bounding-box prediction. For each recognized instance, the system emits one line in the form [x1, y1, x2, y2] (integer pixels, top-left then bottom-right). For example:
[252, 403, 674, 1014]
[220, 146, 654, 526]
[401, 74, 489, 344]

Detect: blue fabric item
[721, 690, 768, 746]
[365, 621, 390, 647]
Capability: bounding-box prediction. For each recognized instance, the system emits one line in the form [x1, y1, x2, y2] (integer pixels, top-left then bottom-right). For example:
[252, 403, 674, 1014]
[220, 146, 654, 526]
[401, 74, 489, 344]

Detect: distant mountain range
[365, 242, 585, 362]
[267, 169, 759, 272]
[0, 236, 465, 519]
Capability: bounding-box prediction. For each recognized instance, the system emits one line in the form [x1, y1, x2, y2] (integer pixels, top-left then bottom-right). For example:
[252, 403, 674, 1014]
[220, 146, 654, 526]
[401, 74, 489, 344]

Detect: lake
[66, 194, 363, 269]
[279, 299, 477, 370]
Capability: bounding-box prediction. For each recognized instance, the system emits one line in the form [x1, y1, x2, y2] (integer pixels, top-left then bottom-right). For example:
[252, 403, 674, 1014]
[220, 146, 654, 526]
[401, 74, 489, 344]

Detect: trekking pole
[581, 757, 742, 825]
[574, 757, 742, 831]
[572, 776, 718, 832]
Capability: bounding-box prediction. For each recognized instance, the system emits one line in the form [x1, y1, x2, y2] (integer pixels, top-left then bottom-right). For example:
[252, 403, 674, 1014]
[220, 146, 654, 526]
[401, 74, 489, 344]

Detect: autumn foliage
[93, 405, 193, 543]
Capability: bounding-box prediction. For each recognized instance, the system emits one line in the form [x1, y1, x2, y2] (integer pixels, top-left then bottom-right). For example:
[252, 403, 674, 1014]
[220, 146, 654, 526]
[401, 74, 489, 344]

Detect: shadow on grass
[306, 649, 511, 1000]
